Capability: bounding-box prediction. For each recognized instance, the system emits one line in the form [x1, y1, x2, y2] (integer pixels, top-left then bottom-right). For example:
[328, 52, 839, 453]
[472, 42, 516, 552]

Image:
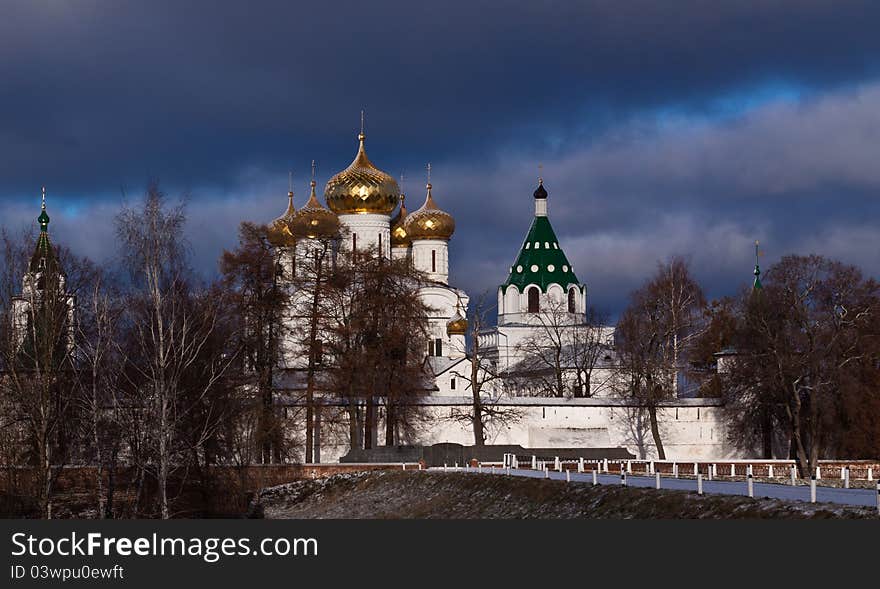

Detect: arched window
[431, 250, 436, 273]
[527, 287, 540, 313]
[568, 288, 576, 313]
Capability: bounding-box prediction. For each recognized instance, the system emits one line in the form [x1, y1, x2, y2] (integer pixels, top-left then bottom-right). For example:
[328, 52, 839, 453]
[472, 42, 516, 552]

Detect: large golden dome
[267, 190, 296, 246]
[390, 195, 411, 248]
[324, 133, 400, 215]
[290, 180, 340, 240]
[403, 183, 455, 241]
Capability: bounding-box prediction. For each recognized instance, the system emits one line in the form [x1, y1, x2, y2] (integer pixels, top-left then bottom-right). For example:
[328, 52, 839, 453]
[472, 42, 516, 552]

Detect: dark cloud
[2, 1, 880, 316]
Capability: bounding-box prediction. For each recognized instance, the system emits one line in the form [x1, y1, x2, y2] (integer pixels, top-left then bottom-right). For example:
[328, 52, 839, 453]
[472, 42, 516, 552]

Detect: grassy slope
[254, 471, 877, 519]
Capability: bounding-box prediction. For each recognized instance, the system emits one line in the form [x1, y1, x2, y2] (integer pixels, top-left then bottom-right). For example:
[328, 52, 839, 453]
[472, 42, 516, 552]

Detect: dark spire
[753, 240, 762, 291]
[30, 187, 58, 275]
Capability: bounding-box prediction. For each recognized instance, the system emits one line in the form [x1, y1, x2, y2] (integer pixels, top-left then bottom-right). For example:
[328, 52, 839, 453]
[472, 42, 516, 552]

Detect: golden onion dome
[403, 182, 455, 241]
[290, 180, 341, 240]
[324, 133, 400, 215]
[446, 311, 468, 336]
[390, 195, 411, 248]
[267, 190, 297, 246]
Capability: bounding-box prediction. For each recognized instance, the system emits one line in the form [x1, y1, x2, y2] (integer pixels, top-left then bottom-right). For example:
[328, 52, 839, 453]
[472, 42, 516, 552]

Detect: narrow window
[451, 378, 456, 390]
[352, 233, 357, 251]
[378, 233, 382, 256]
[314, 340, 323, 365]
[527, 287, 540, 313]
[427, 340, 434, 356]
[568, 288, 576, 313]
[435, 338, 443, 357]
[431, 250, 436, 273]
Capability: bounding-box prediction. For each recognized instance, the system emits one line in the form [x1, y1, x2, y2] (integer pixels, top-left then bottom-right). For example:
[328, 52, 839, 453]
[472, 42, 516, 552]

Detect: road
[450, 467, 880, 509]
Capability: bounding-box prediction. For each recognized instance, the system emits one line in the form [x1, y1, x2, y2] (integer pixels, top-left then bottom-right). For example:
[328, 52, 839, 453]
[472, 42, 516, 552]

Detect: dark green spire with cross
[30, 187, 58, 274]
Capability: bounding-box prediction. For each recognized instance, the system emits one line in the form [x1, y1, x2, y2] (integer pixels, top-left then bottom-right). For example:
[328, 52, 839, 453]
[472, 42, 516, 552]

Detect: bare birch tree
[116, 182, 235, 518]
[614, 257, 706, 459]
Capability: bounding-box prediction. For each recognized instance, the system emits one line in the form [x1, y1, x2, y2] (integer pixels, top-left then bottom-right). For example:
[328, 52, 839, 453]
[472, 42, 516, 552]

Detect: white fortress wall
[311, 396, 736, 463]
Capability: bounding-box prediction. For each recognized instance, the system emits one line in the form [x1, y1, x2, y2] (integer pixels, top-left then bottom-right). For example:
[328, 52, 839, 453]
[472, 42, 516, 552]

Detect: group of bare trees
[0, 184, 246, 518]
[604, 254, 880, 467]
[704, 255, 880, 475]
[0, 182, 436, 518]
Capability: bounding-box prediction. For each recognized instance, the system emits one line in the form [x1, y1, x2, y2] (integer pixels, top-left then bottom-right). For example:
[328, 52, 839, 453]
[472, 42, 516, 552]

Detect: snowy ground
[253, 470, 879, 519]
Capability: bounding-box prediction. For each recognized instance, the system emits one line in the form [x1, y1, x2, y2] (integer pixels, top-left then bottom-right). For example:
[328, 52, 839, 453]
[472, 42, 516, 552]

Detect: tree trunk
[364, 397, 375, 450]
[105, 448, 117, 519]
[347, 400, 362, 451]
[385, 402, 395, 446]
[648, 404, 665, 460]
[159, 389, 170, 520]
[313, 405, 322, 463]
[305, 385, 314, 463]
[761, 407, 773, 459]
[132, 465, 145, 517]
[472, 389, 485, 446]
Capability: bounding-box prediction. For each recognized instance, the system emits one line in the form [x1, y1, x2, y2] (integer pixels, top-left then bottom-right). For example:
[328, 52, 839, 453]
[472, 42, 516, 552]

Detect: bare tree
[220, 222, 289, 463]
[321, 246, 433, 452]
[448, 293, 522, 446]
[614, 257, 706, 459]
[512, 299, 612, 398]
[285, 232, 341, 462]
[72, 268, 125, 518]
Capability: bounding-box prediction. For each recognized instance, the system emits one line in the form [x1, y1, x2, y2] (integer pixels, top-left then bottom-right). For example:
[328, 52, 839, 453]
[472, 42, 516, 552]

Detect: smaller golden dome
[290, 180, 340, 240]
[267, 191, 296, 246]
[446, 311, 468, 336]
[404, 183, 455, 241]
[324, 133, 400, 215]
[390, 195, 411, 248]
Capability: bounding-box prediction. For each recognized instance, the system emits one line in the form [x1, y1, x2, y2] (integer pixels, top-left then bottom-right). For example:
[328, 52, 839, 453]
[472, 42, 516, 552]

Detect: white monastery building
[264, 128, 734, 462]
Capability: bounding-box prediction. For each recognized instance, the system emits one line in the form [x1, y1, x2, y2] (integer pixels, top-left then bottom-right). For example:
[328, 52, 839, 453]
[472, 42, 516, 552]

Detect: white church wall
[312, 397, 737, 463]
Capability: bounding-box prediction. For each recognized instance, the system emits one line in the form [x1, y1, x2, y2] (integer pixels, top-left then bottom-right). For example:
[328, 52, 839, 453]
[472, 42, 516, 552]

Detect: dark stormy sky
[3, 1, 880, 316]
